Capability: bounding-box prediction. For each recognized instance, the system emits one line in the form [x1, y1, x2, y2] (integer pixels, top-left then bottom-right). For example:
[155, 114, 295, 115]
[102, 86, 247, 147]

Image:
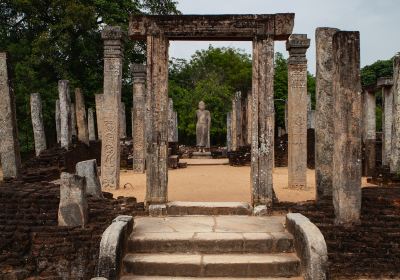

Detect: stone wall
[0, 180, 144, 279]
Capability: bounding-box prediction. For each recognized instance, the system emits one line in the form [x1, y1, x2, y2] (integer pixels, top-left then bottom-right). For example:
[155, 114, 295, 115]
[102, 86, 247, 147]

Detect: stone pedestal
[251, 37, 275, 207]
[75, 88, 89, 145]
[332, 31, 362, 225]
[100, 26, 123, 189]
[315, 27, 339, 200]
[0, 52, 22, 179]
[132, 63, 147, 173]
[58, 80, 72, 149]
[58, 172, 88, 227]
[287, 34, 310, 189]
[377, 77, 394, 166]
[95, 94, 104, 140]
[88, 108, 96, 141]
[146, 34, 169, 204]
[30, 93, 47, 156]
[391, 55, 400, 174]
[120, 102, 127, 139]
[362, 90, 376, 176]
[55, 99, 61, 143]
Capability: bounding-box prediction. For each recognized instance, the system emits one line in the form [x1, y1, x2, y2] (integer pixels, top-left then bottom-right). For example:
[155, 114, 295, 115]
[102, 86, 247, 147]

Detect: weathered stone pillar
[251, 37, 275, 207]
[246, 91, 252, 145]
[332, 31, 362, 225]
[307, 94, 315, 129]
[174, 111, 178, 143]
[55, 99, 61, 143]
[30, 93, 47, 156]
[88, 108, 96, 141]
[71, 104, 77, 138]
[315, 27, 339, 200]
[0, 52, 22, 179]
[76, 159, 103, 199]
[377, 77, 394, 166]
[168, 98, 178, 143]
[362, 89, 376, 176]
[227, 112, 232, 152]
[120, 102, 127, 139]
[284, 100, 288, 132]
[100, 26, 123, 189]
[232, 91, 242, 151]
[75, 88, 89, 145]
[58, 80, 72, 150]
[146, 33, 169, 204]
[95, 94, 104, 140]
[391, 55, 400, 174]
[132, 63, 147, 173]
[287, 34, 310, 189]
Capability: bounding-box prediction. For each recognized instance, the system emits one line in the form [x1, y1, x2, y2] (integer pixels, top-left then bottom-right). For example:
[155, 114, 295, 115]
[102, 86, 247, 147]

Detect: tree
[0, 0, 179, 154]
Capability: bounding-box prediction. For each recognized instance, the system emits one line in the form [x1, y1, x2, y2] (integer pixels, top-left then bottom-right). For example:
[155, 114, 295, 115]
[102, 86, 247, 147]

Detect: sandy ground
[109, 165, 374, 203]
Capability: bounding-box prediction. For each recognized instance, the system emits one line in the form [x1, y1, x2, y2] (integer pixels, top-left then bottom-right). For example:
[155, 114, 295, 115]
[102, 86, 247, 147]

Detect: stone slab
[185, 158, 229, 166]
[122, 277, 304, 280]
[166, 201, 252, 215]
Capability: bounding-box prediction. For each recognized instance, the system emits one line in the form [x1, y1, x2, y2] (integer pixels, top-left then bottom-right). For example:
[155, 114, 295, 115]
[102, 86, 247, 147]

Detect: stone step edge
[121, 276, 304, 280]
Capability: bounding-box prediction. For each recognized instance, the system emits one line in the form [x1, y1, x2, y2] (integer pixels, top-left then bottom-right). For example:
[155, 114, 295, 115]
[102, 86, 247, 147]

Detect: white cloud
[169, 0, 400, 74]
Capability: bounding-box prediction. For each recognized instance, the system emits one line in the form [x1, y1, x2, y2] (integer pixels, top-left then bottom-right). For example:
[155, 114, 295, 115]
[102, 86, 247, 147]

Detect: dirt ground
[108, 165, 374, 203]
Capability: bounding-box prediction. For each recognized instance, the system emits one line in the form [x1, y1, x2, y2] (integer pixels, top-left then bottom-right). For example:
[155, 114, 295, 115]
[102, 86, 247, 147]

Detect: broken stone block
[76, 159, 103, 199]
[58, 172, 88, 227]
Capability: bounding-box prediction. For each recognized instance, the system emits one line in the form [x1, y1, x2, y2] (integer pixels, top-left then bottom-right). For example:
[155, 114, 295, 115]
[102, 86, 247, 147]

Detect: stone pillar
[58, 172, 88, 228]
[168, 98, 178, 143]
[55, 99, 61, 143]
[95, 94, 104, 140]
[246, 91, 252, 145]
[315, 27, 339, 200]
[174, 111, 178, 143]
[307, 94, 315, 129]
[75, 88, 89, 145]
[88, 108, 96, 141]
[284, 100, 288, 132]
[251, 37, 275, 207]
[71, 104, 77, 138]
[132, 63, 147, 173]
[377, 77, 394, 166]
[30, 93, 47, 156]
[287, 34, 310, 189]
[100, 26, 123, 189]
[362, 89, 376, 176]
[227, 112, 232, 152]
[76, 159, 103, 199]
[332, 31, 362, 225]
[120, 102, 126, 139]
[58, 80, 72, 150]
[231, 91, 242, 151]
[391, 55, 400, 174]
[0, 52, 22, 179]
[146, 33, 169, 204]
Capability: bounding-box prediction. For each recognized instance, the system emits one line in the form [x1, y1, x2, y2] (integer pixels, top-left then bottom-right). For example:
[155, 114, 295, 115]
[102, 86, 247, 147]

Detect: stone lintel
[286, 34, 310, 64]
[129, 14, 295, 41]
[101, 26, 125, 41]
[377, 76, 394, 88]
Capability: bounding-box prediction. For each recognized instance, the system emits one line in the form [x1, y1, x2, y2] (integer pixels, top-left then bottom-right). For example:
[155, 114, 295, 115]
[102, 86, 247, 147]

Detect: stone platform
[166, 201, 252, 215]
[192, 152, 212, 159]
[122, 215, 302, 279]
[185, 158, 229, 166]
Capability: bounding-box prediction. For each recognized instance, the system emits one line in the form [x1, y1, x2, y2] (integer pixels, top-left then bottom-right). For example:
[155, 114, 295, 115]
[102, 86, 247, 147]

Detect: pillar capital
[101, 26, 125, 58]
[131, 63, 147, 82]
[377, 77, 394, 88]
[286, 34, 310, 64]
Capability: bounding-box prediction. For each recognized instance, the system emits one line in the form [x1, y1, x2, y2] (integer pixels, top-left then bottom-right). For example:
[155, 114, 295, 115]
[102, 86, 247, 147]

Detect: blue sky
[168, 0, 399, 74]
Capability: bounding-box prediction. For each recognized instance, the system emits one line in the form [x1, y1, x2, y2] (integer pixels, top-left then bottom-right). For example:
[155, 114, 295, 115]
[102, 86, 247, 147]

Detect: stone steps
[121, 277, 304, 280]
[123, 253, 301, 278]
[128, 231, 294, 254]
[166, 201, 253, 216]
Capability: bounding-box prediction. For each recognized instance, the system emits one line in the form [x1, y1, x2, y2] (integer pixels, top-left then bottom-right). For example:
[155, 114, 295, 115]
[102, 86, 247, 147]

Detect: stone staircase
[120, 203, 303, 279]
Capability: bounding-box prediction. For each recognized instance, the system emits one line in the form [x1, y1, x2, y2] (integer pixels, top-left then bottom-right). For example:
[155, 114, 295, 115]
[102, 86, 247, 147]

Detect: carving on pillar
[100, 26, 124, 189]
[286, 34, 310, 190]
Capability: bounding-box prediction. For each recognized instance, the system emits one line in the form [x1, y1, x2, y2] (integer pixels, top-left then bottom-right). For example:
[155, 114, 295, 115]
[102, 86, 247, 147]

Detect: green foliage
[361, 59, 393, 87]
[0, 0, 179, 153]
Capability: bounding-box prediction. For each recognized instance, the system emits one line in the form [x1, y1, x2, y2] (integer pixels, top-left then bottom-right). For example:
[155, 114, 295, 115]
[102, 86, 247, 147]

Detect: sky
[168, 0, 399, 74]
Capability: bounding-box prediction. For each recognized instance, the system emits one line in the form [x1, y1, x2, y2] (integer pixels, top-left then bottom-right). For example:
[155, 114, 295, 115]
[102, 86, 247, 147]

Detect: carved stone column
[287, 34, 310, 189]
[30, 93, 47, 156]
[120, 102, 126, 139]
[251, 37, 275, 207]
[231, 91, 242, 151]
[132, 63, 147, 173]
[95, 94, 104, 140]
[75, 88, 89, 145]
[70, 104, 77, 138]
[377, 77, 394, 166]
[55, 99, 61, 143]
[227, 112, 232, 152]
[332, 31, 362, 225]
[168, 98, 178, 143]
[88, 108, 96, 141]
[0, 52, 22, 179]
[391, 55, 400, 174]
[246, 91, 252, 145]
[315, 27, 339, 200]
[100, 26, 124, 189]
[58, 80, 72, 149]
[362, 89, 376, 176]
[146, 33, 169, 204]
